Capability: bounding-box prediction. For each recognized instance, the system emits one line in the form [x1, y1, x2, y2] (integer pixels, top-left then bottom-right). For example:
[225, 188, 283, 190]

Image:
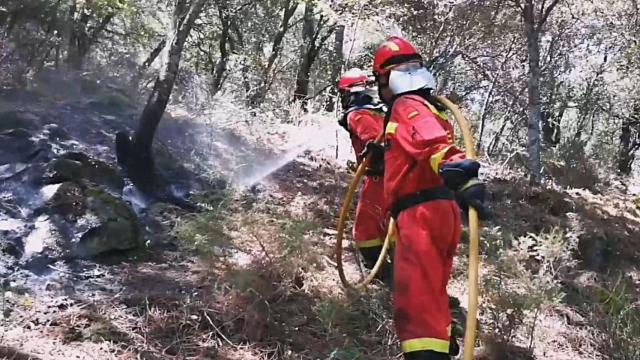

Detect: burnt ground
[1, 74, 640, 360]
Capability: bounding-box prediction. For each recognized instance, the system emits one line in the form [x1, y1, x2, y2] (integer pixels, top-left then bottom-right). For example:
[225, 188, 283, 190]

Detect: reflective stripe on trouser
[353, 176, 387, 246]
[393, 199, 461, 355]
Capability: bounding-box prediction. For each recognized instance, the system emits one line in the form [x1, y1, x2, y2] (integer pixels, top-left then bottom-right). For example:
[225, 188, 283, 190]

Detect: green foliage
[313, 297, 374, 334]
[280, 218, 319, 256]
[595, 275, 640, 360]
[173, 212, 232, 256]
[482, 228, 572, 343]
[546, 139, 602, 190]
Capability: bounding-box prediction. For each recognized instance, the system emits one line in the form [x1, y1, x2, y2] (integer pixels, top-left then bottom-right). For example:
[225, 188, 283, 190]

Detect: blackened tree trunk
[325, 25, 344, 112]
[142, 38, 167, 69]
[617, 104, 640, 175]
[541, 107, 563, 146]
[118, 0, 208, 193]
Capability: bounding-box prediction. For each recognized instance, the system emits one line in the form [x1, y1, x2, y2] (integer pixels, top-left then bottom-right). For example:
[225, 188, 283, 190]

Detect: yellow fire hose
[437, 96, 481, 360]
[335, 96, 481, 359]
[335, 134, 394, 291]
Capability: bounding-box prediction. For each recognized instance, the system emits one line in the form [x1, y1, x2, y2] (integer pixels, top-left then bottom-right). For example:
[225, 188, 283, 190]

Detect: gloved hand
[440, 159, 491, 220]
[439, 159, 480, 190]
[456, 178, 492, 221]
[359, 141, 384, 164]
[346, 160, 358, 173]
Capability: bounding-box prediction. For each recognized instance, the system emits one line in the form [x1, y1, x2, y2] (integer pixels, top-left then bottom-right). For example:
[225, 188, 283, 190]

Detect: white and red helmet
[338, 68, 371, 93]
[373, 36, 437, 95]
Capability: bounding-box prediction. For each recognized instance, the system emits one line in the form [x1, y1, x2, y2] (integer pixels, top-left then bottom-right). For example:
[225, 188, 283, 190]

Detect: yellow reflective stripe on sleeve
[401, 337, 450, 354]
[356, 238, 383, 248]
[386, 122, 398, 135]
[430, 145, 453, 174]
[423, 100, 448, 120]
[408, 111, 419, 119]
[354, 115, 362, 121]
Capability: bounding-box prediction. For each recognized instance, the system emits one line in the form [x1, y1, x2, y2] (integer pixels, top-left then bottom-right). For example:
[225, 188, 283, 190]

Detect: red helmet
[373, 36, 422, 75]
[338, 68, 369, 92]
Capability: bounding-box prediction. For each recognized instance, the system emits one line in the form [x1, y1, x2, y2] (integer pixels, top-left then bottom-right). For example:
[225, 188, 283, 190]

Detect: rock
[47, 182, 86, 220]
[0, 130, 40, 164]
[0, 163, 28, 181]
[0, 111, 41, 132]
[19, 183, 143, 262]
[45, 152, 124, 192]
[578, 232, 611, 271]
[74, 187, 141, 258]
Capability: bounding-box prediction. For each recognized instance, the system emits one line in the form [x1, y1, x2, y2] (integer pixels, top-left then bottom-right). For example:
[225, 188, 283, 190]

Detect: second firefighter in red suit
[337, 68, 392, 282]
[368, 37, 491, 360]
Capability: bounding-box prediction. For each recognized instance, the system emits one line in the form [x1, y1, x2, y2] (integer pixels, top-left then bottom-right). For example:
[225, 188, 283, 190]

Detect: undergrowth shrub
[593, 274, 640, 360]
[545, 139, 601, 190]
[172, 213, 232, 257]
[482, 228, 575, 347]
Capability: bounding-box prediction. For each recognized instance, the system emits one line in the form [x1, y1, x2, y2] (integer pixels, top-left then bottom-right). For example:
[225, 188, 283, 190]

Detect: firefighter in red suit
[366, 37, 491, 360]
[337, 68, 391, 282]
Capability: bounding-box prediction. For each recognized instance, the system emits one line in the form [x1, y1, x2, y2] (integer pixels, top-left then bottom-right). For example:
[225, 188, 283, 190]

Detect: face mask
[388, 63, 437, 95]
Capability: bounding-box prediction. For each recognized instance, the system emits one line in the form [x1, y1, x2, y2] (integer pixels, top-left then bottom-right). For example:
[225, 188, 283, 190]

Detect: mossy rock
[74, 187, 142, 258]
[45, 183, 142, 258]
[47, 182, 87, 220]
[1, 128, 32, 139]
[46, 152, 124, 192]
[0, 131, 39, 164]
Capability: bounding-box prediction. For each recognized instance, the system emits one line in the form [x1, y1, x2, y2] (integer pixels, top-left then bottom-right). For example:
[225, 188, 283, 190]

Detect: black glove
[456, 178, 492, 220]
[360, 141, 385, 177]
[439, 159, 480, 190]
[359, 141, 384, 164]
[440, 160, 491, 220]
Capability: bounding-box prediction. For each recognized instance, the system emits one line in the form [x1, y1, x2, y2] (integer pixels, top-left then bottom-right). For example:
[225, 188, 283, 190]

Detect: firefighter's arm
[390, 102, 491, 219]
[348, 111, 382, 145]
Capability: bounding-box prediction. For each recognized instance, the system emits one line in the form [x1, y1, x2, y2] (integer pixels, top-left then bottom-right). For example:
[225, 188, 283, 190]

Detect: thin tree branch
[539, 0, 562, 28]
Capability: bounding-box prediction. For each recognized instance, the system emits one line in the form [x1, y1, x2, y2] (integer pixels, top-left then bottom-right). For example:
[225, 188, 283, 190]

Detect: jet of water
[235, 122, 337, 188]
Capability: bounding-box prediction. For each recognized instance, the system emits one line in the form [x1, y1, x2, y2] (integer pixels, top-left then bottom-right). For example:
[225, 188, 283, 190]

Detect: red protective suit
[346, 108, 387, 253]
[384, 94, 465, 356]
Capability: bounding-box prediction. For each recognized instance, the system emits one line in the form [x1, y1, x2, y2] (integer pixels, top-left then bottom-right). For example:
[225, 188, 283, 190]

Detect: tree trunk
[248, 0, 298, 107]
[325, 24, 344, 112]
[477, 75, 498, 153]
[617, 104, 640, 175]
[541, 107, 562, 146]
[524, 0, 543, 185]
[142, 38, 166, 69]
[118, 0, 208, 192]
[66, 5, 115, 70]
[211, 1, 230, 95]
[293, 1, 316, 107]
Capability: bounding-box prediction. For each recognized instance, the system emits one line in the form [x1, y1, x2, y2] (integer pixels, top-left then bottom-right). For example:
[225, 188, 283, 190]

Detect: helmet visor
[388, 63, 437, 95]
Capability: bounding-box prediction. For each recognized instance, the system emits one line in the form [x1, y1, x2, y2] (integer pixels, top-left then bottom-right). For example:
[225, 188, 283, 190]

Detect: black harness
[390, 186, 455, 219]
[384, 89, 455, 218]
